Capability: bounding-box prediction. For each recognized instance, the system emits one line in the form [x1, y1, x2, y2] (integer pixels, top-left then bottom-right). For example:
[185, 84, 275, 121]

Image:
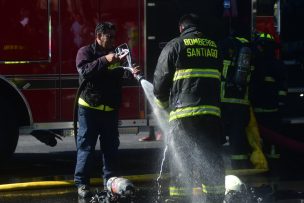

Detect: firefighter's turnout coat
[153, 27, 223, 121]
[153, 26, 225, 201]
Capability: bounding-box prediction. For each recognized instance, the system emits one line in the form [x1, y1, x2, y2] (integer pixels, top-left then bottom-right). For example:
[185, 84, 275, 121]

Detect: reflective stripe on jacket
[76, 42, 125, 108]
[78, 97, 114, 111]
[153, 27, 222, 121]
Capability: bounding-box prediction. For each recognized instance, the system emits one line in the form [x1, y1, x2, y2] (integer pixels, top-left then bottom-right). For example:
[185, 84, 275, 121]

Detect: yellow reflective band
[259, 33, 274, 40]
[169, 186, 187, 197]
[4, 61, 30, 64]
[278, 90, 287, 96]
[231, 154, 249, 160]
[223, 60, 231, 66]
[173, 68, 220, 81]
[78, 98, 114, 111]
[264, 76, 275, 82]
[192, 187, 203, 195]
[202, 184, 207, 193]
[267, 33, 274, 40]
[108, 62, 121, 70]
[220, 82, 249, 105]
[254, 107, 278, 113]
[222, 60, 231, 78]
[221, 98, 249, 105]
[169, 105, 220, 121]
[235, 37, 249, 43]
[154, 98, 169, 109]
[202, 184, 225, 194]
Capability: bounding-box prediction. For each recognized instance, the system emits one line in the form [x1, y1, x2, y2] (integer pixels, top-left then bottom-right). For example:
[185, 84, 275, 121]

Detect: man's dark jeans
[74, 106, 120, 188]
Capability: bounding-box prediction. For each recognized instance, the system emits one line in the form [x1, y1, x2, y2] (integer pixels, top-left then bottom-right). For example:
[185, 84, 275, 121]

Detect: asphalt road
[0, 132, 165, 203]
[1, 132, 165, 184]
[1, 131, 304, 202]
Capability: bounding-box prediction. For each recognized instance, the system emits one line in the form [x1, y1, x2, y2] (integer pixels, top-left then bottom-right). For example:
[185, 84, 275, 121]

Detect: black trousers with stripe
[167, 115, 225, 202]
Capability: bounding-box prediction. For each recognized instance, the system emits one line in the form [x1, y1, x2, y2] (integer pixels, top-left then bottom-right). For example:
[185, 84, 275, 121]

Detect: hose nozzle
[116, 43, 145, 82]
[123, 66, 145, 82]
[135, 73, 145, 82]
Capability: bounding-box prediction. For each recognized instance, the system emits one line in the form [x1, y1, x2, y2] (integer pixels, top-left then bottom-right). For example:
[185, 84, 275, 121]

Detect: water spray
[115, 43, 145, 82]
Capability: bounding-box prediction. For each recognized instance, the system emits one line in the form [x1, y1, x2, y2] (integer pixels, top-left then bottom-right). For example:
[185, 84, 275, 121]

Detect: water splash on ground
[139, 79, 210, 202]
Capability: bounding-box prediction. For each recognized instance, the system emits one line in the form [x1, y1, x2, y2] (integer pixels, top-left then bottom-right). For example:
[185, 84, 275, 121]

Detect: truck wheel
[0, 103, 19, 160]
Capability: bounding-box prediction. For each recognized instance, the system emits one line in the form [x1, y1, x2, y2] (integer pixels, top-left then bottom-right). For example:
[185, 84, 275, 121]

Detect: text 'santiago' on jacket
[183, 38, 218, 58]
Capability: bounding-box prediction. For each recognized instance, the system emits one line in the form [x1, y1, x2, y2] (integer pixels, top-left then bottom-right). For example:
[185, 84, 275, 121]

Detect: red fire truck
[0, 0, 148, 159]
[0, 0, 303, 159]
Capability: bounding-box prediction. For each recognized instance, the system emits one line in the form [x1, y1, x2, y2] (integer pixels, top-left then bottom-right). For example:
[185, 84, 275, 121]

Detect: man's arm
[76, 47, 125, 80]
[153, 43, 176, 107]
[76, 47, 110, 80]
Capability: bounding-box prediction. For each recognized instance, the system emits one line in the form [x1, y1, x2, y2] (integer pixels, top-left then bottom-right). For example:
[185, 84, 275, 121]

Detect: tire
[0, 101, 19, 160]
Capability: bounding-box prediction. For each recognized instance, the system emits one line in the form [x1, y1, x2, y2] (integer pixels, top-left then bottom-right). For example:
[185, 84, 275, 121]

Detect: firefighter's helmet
[225, 175, 249, 203]
[256, 32, 275, 41]
[254, 32, 277, 47]
[225, 175, 244, 194]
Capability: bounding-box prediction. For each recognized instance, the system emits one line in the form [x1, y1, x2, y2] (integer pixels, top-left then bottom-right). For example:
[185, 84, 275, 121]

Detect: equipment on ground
[224, 175, 275, 202]
[90, 177, 135, 203]
[106, 177, 135, 197]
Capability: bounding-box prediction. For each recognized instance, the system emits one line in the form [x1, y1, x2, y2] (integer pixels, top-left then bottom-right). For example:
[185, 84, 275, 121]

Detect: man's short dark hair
[178, 13, 200, 29]
[95, 22, 116, 35]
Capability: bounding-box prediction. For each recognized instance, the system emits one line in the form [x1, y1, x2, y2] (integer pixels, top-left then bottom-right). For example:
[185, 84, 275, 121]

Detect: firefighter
[153, 13, 225, 202]
[74, 22, 140, 198]
[250, 32, 288, 158]
[220, 33, 253, 168]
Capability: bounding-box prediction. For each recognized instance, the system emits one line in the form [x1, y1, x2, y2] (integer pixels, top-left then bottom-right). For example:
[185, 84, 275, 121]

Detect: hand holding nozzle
[115, 43, 145, 82]
[130, 65, 144, 82]
[131, 65, 140, 75]
[115, 44, 130, 60]
[105, 51, 128, 63]
[115, 49, 129, 59]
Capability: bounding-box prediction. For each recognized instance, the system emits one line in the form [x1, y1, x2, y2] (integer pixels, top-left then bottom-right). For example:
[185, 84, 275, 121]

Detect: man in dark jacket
[74, 22, 140, 198]
[220, 34, 252, 167]
[153, 13, 225, 203]
[250, 32, 288, 157]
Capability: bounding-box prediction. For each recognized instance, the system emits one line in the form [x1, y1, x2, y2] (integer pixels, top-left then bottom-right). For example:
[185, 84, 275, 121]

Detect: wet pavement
[1, 131, 304, 202]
